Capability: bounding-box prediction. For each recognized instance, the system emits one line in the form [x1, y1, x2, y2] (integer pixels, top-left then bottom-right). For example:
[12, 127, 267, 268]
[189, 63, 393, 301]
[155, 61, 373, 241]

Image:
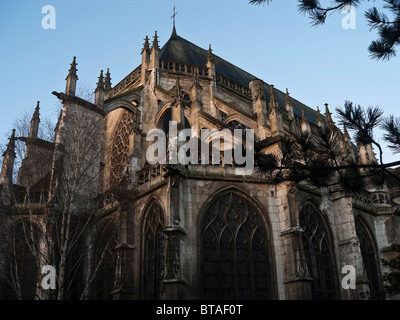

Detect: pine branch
[382, 115, 400, 153]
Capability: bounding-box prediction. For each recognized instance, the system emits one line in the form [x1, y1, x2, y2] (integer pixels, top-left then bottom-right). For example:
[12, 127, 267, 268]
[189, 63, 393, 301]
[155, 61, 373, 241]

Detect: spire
[29, 101, 40, 139]
[31, 101, 40, 121]
[149, 31, 160, 73]
[152, 31, 159, 50]
[141, 35, 151, 85]
[95, 70, 104, 92]
[104, 68, 112, 91]
[66, 56, 78, 80]
[0, 129, 16, 185]
[171, 6, 178, 36]
[65, 56, 78, 96]
[95, 70, 105, 107]
[141, 35, 150, 54]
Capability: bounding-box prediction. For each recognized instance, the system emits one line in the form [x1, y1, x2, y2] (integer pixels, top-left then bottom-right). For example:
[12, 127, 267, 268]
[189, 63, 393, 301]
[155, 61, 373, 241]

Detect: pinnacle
[142, 35, 150, 53]
[32, 101, 40, 121]
[207, 44, 215, 63]
[95, 69, 104, 92]
[3, 129, 16, 156]
[325, 103, 334, 125]
[66, 56, 78, 80]
[285, 88, 291, 106]
[152, 31, 159, 50]
[104, 68, 112, 91]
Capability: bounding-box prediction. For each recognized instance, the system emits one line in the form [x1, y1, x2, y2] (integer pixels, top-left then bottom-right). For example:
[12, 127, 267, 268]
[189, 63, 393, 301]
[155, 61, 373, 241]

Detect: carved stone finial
[207, 44, 215, 63]
[95, 70, 104, 92]
[104, 68, 112, 91]
[32, 101, 40, 120]
[141, 35, 150, 53]
[152, 31, 159, 50]
[66, 56, 78, 80]
[325, 103, 334, 126]
[269, 84, 279, 114]
[285, 88, 291, 106]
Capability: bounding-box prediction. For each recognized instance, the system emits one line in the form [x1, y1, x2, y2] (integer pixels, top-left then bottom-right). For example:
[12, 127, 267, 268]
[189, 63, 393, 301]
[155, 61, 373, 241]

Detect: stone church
[0, 24, 399, 300]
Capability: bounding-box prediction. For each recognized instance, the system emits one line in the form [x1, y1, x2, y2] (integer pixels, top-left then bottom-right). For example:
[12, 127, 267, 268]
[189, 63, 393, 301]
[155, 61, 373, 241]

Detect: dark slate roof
[159, 30, 323, 125]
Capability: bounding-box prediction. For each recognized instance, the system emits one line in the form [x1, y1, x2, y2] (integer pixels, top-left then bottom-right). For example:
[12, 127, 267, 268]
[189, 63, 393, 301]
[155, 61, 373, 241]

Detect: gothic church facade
[0, 26, 399, 300]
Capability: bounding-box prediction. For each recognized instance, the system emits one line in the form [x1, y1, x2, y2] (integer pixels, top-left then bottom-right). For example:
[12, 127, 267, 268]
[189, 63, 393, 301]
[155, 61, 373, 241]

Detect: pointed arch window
[300, 203, 336, 300]
[111, 110, 134, 186]
[93, 219, 118, 300]
[201, 190, 273, 300]
[227, 120, 248, 131]
[158, 108, 190, 135]
[10, 222, 39, 299]
[355, 217, 381, 293]
[142, 201, 166, 299]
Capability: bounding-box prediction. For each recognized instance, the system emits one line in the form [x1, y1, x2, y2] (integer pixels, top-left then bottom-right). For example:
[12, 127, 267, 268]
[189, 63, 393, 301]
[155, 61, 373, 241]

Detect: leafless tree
[0, 86, 120, 300]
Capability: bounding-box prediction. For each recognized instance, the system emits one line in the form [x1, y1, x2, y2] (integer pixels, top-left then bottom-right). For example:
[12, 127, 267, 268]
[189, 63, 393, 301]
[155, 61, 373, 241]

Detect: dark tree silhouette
[254, 100, 400, 195]
[249, 0, 400, 60]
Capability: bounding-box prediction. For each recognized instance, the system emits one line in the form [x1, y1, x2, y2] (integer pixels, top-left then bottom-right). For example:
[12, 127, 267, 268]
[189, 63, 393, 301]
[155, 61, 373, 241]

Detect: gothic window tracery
[300, 203, 336, 300]
[201, 190, 272, 300]
[142, 201, 166, 299]
[110, 110, 134, 186]
[355, 217, 380, 293]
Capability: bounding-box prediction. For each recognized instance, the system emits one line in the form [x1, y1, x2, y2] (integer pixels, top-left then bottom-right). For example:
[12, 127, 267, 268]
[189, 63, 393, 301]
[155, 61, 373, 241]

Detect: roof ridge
[158, 32, 323, 126]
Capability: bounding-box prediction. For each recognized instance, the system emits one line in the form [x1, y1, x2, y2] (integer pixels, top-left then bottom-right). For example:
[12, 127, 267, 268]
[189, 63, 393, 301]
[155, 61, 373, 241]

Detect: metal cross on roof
[171, 6, 178, 28]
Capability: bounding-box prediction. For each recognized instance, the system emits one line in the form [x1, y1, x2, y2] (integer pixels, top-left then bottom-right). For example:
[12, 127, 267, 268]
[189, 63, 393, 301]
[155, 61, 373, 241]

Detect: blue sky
[0, 0, 399, 164]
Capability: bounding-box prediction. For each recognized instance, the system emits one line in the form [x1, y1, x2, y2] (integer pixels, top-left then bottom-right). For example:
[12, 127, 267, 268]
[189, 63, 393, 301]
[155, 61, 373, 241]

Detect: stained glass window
[201, 190, 272, 300]
[355, 216, 380, 293]
[300, 203, 336, 300]
[143, 201, 165, 299]
[110, 110, 134, 185]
